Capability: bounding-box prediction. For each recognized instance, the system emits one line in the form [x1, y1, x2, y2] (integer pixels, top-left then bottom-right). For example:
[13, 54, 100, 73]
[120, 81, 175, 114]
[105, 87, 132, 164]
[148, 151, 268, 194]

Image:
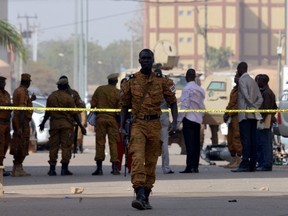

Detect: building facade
[144, 0, 285, 71]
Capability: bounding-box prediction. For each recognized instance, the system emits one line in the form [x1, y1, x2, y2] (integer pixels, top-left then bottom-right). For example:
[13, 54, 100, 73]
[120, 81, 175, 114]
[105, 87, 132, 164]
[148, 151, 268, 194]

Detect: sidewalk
[1, 133, 288, 216]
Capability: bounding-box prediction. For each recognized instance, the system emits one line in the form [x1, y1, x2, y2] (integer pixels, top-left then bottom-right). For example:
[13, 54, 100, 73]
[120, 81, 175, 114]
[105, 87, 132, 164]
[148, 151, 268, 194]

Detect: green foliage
[0, 19, 27, 62]
[207, 46, 234, 70]
[26, 37, 141, 95]
[23, 60, 58, 95]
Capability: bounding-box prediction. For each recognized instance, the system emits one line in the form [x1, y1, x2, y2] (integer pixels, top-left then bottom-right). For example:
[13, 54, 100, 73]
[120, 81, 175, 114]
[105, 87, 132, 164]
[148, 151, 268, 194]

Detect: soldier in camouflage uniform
[120, 49, 178, 210]
[0, 76, 12, 176]
[223, 72, 242, 168]
[91, 73, 121, 175]
[58, 76, 86, 153]
[11, 73, 35, 177]
[39, 78, 86, 176]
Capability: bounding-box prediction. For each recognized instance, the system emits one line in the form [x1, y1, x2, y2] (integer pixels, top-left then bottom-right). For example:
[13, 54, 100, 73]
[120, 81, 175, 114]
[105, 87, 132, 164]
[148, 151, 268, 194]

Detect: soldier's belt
[137, 114, 160, 121]
[0, 118, 10, 123]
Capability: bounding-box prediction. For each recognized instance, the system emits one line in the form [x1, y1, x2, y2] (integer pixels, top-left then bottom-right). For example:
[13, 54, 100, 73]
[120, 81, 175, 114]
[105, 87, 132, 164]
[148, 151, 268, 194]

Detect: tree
[207, 46, 234, 70]
[23, 61, 58, 95]
[0, 19, 26, 62]
[125, 3, 143, 48]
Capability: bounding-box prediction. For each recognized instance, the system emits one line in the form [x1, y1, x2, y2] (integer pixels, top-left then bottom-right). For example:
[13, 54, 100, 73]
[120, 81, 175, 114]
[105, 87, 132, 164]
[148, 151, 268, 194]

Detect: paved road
[1, 133, 288, 216]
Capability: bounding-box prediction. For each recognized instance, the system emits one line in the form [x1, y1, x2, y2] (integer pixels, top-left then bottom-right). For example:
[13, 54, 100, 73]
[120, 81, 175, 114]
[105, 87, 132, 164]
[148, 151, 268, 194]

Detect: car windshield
[281, 92, 288, 101]
[33, 101, 45, 114]
[207, 81, 226, 91]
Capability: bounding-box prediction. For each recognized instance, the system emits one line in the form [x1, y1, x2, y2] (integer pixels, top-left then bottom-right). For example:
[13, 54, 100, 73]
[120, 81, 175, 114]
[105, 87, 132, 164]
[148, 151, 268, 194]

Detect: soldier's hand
[223, 113, 229, 123]
[168, 121, 178, 137]
[39, 122, 45, 131]
[30, 93, 36, 101]
[80, 126, 87, 135]
[119, 127, 127, 136]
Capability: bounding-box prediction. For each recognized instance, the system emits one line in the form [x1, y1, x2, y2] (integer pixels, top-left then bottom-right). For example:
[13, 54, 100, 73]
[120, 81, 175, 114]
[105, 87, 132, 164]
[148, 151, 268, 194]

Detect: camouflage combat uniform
[0, 88, 11, 166]
[67, 88, 86, 152]
[11, 85, 33, 163]
[225, 85, 242, 157]
[121, 71, 177, 190]
[91, 84, 120, 163]
[46, 90, 78, 166]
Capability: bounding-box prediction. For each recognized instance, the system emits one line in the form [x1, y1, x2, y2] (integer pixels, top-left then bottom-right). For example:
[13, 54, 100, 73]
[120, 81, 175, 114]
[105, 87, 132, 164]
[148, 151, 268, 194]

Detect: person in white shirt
[178, 68, 205, 173]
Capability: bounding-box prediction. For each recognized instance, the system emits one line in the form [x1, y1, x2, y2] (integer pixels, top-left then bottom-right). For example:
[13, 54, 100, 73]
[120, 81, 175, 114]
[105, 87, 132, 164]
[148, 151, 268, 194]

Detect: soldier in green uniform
[91, 73, 121, 175]
[0, 76, 12, 176]
[120, 49, 178, 210]
[39, 78, 86, 176]
[11, 73, 35, 177]
[58, 76, 86, 153]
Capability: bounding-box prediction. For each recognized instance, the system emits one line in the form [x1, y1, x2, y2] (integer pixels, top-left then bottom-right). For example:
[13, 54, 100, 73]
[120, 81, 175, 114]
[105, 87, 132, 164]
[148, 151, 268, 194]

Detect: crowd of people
[0, 49, 278, 210]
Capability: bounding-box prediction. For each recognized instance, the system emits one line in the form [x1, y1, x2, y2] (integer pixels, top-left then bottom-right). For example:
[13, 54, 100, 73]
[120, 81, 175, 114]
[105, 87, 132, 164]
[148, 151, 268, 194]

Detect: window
[168, 76, 186, 90]
[187, 37, 192, 43]
[179, 37, 184, 43]
[179, 10, 184, 16]
[187, 10, 192, 16]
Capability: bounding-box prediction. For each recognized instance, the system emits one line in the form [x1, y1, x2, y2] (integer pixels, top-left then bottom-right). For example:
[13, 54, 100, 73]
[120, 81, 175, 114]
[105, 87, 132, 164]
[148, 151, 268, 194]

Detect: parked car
[277, 90, 288, 137]
[31, 100, 50, 150]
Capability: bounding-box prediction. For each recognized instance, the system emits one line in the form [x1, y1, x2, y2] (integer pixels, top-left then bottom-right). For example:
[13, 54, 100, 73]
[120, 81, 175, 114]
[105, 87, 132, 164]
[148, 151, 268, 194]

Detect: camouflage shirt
[91, 84, 120, 117]
[0, 89, 11, 119]
[67, 87, 86, 109]
[46, 89, 77, 129]
[120, 71, 177, 118]
[13, 85, 33, 122]
[225, 86, 238, 117]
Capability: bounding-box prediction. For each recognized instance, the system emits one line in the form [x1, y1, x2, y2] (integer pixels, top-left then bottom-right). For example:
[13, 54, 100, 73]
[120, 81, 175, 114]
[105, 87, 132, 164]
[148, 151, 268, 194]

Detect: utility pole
[277, 31, 283, 100]
[203, 0, 208, 78]
[286, 0, 288, 65]
[17, 14, 37, 50]
[73, 0, 88, 100]
[31, 24, 39, 62]
[73, 0, 79, 92]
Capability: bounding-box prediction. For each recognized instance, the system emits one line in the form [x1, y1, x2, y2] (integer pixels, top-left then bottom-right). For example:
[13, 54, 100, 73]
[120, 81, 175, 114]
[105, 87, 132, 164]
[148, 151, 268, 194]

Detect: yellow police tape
[0, 106, 285, 113]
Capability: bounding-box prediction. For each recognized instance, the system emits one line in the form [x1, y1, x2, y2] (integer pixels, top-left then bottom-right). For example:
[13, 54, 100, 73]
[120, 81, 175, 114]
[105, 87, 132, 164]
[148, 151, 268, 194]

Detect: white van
[201, 72, 235, 126]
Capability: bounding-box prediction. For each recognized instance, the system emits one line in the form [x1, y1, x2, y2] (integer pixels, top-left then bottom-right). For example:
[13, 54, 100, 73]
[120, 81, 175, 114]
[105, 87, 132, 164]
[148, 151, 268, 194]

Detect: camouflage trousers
[10, 118, 31, 163]
[129, 119, 162, 190]
[0, 123, 11, 165]
[95, 116, 119, 162]
[48, 127, 74, 165]
[227, 116, 242, 156]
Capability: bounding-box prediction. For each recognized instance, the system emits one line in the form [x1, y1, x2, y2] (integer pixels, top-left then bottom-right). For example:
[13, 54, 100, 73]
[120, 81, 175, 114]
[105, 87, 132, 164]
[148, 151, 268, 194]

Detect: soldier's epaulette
[156, 73, 167, 78]
[125, 74, 135, 81]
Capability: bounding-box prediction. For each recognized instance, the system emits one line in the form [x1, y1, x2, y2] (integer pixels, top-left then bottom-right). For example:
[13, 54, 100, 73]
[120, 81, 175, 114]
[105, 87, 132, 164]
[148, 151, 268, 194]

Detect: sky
[8, 0, 141, 47]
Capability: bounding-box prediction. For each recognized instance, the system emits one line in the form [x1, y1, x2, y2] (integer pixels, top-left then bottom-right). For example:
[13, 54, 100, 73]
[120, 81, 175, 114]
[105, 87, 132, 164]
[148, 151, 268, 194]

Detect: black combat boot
[92, 160, 103, 175]
[3, 169, 10, 177]
[131, 187, 146, 210]
[144, 188, 152, 209]
[111, 162, 120, 175]
[48, 165, 57, 176]
[61, 163, 73, 176]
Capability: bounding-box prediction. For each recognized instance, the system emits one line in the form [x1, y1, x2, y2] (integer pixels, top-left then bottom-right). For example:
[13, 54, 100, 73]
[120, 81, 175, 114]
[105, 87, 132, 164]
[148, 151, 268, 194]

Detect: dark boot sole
[48, 171, 57, 176]
[92, 171, 103, 175]
[131, 200, 146, 210]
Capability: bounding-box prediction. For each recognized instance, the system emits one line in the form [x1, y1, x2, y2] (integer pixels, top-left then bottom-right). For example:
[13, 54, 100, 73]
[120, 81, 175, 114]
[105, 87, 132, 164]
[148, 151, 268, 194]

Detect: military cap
[56, 78, 68, 85]
[107, 73, 119, 80]
[21, 73, 31, 81]
[0, 76, 6, 82]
